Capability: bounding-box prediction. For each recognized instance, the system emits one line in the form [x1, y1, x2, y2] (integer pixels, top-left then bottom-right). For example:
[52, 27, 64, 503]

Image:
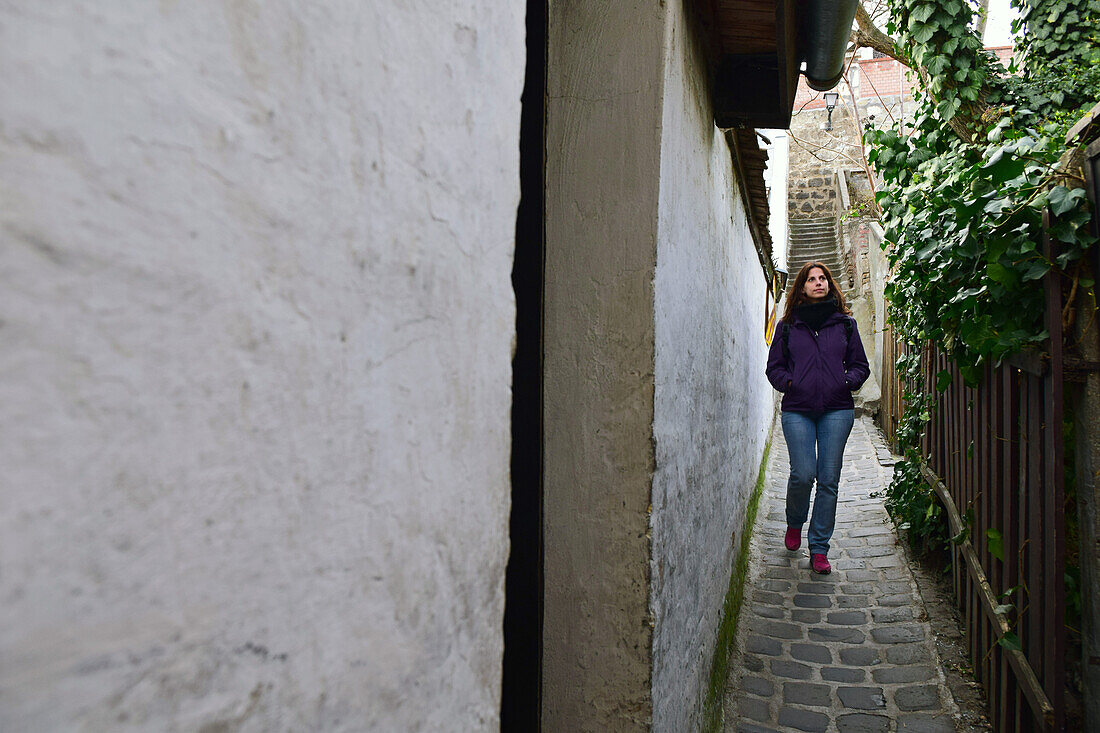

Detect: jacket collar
[791, 309, 847, 327]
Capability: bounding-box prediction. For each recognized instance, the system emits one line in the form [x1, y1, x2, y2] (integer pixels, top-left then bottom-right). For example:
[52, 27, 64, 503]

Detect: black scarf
[796, 297, 837, 332]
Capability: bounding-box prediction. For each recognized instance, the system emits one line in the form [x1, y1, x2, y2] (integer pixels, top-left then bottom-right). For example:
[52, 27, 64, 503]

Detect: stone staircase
[787, 216, 854, 297]
[786, 215, 880, 414]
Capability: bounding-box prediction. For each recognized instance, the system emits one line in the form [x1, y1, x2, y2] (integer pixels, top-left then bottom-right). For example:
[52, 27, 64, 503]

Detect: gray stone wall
[0, 3, 522, 730]
[786, 106, 854, 221]
[789, 172, 840, 219]
[650, 2, 773, 728]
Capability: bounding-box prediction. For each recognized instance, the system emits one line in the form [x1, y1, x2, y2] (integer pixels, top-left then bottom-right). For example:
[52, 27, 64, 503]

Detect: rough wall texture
[0, 3, 522, 730]
[649, 4, 772, 729]
[542, 1, 665, 729]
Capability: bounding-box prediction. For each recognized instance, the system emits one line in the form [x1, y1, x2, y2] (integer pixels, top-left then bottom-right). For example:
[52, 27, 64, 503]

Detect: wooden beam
[919, 464, 1057, 729]
[726, 130, 776, 288]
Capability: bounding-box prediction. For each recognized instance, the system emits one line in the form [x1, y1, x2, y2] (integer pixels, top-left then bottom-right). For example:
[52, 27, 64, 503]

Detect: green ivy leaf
[1021, 261, 1050, 281]
[1046, 186, 1086, 216]
[1046, 218, 1080, 242]
[986, 262, 1017, 286]
[910, 3, 936, 24]
[912, 22, 936, 44]
[986, 528, 1005, 561]
[936, 369, 953, 391]
[998, 631, 1022, 652]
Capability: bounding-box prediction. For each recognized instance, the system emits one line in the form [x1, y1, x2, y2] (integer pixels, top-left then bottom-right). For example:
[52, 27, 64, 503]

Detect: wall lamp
[823, 91, 840, 130]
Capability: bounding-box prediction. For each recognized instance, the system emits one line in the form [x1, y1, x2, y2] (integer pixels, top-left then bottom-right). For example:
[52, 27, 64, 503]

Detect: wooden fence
[878, 228, 1067, 730]
[921, 346, 1065, 731]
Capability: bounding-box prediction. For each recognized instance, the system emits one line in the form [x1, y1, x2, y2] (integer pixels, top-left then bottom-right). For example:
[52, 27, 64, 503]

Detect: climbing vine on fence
[864, 0, 1100, 548]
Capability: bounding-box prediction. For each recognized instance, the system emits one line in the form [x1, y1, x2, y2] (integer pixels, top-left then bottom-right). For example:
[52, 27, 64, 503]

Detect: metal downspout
[800, 0, 859, 91]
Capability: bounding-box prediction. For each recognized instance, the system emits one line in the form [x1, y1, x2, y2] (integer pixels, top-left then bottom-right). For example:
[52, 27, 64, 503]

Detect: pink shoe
[784, 527, 801, 552]
[811, 553, 831, 574]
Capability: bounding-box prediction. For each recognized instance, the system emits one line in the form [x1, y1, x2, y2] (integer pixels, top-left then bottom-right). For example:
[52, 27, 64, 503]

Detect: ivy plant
[865, 0, 1100, 550]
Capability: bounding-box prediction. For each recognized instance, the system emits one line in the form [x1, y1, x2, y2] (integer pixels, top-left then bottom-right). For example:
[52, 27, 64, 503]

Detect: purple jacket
[766, 311, 870, 413]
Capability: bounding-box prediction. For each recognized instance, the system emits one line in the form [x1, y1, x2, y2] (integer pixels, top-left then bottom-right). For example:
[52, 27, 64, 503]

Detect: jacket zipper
[812, 330, 822, 411]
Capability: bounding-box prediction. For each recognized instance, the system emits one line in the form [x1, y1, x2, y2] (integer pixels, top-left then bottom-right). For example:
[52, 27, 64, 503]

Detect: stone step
[790, 243, 839, 253]
[789, 260, 844, 269]
[789, 218, 835, 227]
[790, 242, 838, 250]
[790, 256, 842, 265]
[787, 259, 845, 271]
[793, 252, 841, 261]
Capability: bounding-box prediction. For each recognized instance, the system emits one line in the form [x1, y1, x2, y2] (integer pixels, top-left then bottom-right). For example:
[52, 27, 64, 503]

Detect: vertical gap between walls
[502, 1, 547, 730]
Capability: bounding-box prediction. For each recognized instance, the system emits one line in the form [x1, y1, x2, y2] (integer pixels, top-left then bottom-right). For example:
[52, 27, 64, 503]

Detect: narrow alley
[723, 417, 981, 733]
[4, 1, 1097, 729]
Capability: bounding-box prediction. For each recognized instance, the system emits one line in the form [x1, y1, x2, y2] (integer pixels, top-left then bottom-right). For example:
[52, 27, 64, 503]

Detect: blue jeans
[781, 409, 855, 555]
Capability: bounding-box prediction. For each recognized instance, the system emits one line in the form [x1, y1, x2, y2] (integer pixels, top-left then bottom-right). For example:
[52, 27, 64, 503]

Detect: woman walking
[765, 262, 870, 574]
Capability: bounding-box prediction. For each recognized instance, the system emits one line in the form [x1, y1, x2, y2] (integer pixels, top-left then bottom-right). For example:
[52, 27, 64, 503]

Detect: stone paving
[722, 416, 959, 733]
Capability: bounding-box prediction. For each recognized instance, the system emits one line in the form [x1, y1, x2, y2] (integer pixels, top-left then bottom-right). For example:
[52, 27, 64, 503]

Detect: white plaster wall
[763, 130, 790, 272]
[649, 3, 773, 728]
[0, 3, 522, 730]
[868, 222, 890, 389]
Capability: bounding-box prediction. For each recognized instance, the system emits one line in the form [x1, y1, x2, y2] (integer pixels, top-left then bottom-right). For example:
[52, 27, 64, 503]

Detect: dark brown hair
[782, 261, 850, 321]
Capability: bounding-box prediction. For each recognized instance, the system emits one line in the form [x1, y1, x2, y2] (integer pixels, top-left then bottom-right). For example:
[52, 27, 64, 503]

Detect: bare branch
[840, 67, 884, 217]
[851, 1, 909, 65]
[849, 0, 982, 143]
[974, 0, 990, 41]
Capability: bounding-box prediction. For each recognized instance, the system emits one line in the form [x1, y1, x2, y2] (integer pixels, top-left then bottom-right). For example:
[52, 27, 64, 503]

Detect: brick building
[793, 46, 1012, 111]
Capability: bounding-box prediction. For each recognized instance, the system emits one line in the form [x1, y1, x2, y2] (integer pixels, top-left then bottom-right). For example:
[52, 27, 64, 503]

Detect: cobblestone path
[723, 417, 960, 733]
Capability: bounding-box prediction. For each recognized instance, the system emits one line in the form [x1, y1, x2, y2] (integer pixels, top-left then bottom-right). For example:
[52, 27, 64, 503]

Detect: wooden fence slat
[1042, 218, 1067, 731]
[1001, 367, 1019, 732]
[1027, 378, 1042, 694]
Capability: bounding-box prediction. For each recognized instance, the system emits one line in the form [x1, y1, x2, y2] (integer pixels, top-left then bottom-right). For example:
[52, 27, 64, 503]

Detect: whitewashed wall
[0, 3, 522, 730]
[650, 3, 773, 729]
[763, 130, 790, 272]
[868, 222, 890, 392]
